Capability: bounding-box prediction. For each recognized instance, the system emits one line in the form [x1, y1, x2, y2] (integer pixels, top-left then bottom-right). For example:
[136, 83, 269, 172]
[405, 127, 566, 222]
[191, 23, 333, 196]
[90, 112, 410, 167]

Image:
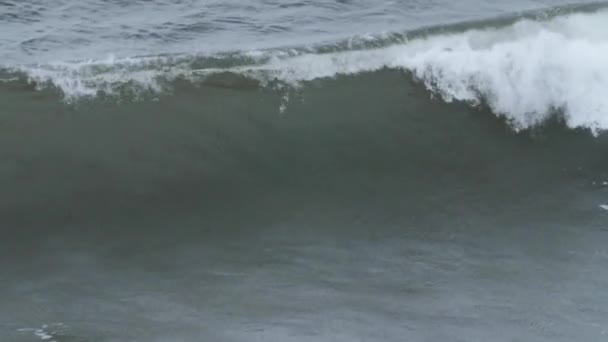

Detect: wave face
[2, 5, 608, 223]
[3, 5, 608, 133]
[2, 4, 608, 342]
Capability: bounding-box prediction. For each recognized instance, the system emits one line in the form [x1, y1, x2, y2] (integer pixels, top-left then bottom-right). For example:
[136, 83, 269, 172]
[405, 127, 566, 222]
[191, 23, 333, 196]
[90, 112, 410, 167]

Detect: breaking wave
[2, 5, 608, 133]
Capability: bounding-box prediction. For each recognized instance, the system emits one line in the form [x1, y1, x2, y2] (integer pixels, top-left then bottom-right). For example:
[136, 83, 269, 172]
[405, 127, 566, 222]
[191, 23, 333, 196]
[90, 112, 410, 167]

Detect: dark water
[1, 1, 608, 342]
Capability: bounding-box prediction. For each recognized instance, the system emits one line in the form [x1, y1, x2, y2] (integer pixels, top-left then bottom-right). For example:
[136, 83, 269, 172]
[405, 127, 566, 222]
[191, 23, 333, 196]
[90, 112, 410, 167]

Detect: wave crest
[3, 7, 608, 133]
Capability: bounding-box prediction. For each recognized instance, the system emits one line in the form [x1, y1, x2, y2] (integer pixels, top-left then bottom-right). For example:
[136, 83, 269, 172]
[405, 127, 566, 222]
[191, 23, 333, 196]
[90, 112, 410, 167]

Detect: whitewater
[3, 5, 608, 134]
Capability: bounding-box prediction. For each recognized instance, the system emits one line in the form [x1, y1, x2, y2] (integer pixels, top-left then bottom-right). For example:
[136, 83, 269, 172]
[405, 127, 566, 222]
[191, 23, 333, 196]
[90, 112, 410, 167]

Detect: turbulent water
[2, 1, 608, 341]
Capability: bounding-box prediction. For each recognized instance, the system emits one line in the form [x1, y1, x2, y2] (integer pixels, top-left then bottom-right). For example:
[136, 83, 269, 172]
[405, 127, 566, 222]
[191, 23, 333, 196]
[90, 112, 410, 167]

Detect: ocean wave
[2, 6, 608, 133]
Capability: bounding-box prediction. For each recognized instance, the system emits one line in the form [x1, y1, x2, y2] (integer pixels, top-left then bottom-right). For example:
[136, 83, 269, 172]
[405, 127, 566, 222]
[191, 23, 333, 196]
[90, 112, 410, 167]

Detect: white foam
[600, 204, 608, 211]
[18, 323, 66, 341]
[10, 10, 608, 132]
[232, 9, 608, 133]
[11, 55, 201, 100]
[397, 12, 608, 133]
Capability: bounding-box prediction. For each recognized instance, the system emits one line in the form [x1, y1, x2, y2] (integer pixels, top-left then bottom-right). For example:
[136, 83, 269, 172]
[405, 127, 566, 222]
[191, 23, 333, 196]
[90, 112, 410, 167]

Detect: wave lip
[3, 6, 608, 133]
[397, 10, 608, 133]
[241, 8, 608, 133]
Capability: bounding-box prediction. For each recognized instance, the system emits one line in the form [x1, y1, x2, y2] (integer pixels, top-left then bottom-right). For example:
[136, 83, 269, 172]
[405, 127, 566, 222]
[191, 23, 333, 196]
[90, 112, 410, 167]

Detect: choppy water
[0, 0, 603, 64]
[2, 1, 608, 341]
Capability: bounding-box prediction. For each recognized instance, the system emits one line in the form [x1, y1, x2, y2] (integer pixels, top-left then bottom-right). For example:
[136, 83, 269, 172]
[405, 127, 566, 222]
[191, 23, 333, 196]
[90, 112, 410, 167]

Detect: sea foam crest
[11, 9, 608, 132]
[398, 11, 608, 133]
[234, 9, 608, 132]
[14, 55, 185, 98]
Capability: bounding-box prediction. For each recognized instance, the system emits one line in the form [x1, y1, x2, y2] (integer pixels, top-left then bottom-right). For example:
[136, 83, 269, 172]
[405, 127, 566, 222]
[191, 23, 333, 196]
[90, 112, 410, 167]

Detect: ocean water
[1, 1, 608, 341]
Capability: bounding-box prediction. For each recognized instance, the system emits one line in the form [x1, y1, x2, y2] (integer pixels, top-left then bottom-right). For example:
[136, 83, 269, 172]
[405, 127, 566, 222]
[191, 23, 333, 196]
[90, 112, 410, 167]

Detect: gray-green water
[2, 1, 608, 341]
